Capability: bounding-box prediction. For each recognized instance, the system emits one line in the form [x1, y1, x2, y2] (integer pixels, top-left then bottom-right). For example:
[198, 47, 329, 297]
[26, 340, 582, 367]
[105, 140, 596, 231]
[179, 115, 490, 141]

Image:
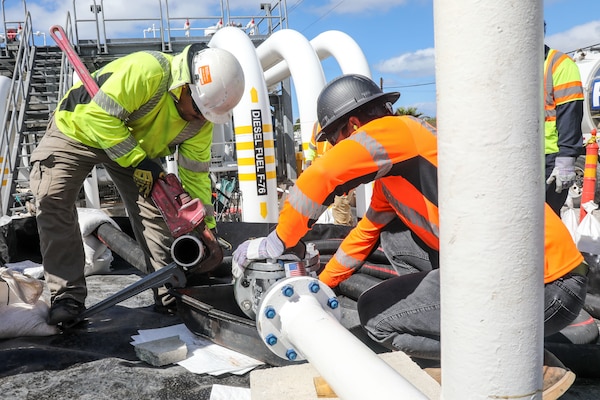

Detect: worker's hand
[232, 230, 285, 278]
[133, 158, 165, 197]
[546, 156, 577, 193]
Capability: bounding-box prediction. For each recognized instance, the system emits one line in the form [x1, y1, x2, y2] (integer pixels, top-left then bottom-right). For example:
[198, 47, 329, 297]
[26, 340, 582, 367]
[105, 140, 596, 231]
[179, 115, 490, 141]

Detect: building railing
[71, 0, 288, 55]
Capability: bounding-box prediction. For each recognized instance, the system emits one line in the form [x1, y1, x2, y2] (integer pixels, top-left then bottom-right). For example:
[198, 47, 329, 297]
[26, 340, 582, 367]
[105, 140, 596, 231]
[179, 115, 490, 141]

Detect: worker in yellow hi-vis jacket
[30, 44, 245, 325]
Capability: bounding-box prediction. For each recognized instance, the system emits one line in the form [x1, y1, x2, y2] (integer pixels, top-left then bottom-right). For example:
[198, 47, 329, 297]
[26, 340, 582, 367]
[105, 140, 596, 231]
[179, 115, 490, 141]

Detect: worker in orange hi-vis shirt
[306, 121, 355, 226]
[233, 75, 587, 393]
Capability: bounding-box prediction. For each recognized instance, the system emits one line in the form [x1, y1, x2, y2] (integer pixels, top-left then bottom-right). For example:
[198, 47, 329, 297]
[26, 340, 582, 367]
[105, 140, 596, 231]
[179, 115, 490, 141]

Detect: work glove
[232, 230, 287, 278]
[133, 157, 165, 197]
[546, 156, 577, 193]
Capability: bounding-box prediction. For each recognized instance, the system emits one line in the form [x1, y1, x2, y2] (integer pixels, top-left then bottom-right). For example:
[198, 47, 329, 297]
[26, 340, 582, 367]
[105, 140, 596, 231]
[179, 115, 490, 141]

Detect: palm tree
[395, 106, 423, 118]
[395, 106, 437, 127]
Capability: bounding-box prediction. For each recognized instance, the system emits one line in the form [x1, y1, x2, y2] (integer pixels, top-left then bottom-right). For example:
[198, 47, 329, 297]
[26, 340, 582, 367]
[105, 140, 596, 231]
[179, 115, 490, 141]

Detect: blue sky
[12, 0, 600, 118]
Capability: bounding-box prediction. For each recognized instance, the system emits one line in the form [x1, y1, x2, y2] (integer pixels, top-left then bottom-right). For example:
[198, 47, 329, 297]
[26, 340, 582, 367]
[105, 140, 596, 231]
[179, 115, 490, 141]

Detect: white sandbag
[576, 201, 600, 255]
[0, 300, 59, 338]
[0, 267, 43, 305]
[561, 206, 579, 243]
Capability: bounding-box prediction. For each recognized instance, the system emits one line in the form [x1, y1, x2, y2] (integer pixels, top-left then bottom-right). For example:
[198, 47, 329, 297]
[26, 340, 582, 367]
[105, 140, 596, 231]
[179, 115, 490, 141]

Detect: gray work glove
[546, 156, 577, 193]
[232, 230, 285, 278]
[231, 231, 304, 279]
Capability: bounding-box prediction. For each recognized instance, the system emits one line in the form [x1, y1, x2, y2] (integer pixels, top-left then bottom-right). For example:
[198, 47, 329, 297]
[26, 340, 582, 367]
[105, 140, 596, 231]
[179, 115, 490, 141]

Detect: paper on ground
[209, 384, 251, 400]
[131, 323, 263, 375]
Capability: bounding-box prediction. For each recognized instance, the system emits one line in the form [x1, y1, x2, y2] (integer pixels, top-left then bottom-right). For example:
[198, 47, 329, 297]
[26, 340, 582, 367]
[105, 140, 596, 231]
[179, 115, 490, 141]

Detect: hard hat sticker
[198, 65, 212, 85]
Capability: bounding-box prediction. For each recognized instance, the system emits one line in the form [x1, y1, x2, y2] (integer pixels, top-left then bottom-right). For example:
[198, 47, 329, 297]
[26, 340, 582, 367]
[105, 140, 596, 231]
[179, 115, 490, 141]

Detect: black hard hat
[316, 74, 400, 142]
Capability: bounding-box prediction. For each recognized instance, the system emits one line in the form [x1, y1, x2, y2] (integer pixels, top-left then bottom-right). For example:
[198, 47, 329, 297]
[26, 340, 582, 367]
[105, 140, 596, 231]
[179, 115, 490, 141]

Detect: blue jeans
[379, 218, 438, 274]
[358, 268, 587, 361]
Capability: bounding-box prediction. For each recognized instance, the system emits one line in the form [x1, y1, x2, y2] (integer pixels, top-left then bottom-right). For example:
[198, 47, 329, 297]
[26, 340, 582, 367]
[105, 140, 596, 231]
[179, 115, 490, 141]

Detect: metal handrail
[0, 11, 35, 215]
[56, 12, 75, 99]
[0, 0, 27, 58]
[70, 0, 287, 55]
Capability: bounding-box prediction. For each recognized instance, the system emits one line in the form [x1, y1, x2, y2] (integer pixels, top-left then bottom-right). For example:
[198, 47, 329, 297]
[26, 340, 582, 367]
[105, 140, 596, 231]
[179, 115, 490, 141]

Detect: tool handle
[49, 25, 99, 97]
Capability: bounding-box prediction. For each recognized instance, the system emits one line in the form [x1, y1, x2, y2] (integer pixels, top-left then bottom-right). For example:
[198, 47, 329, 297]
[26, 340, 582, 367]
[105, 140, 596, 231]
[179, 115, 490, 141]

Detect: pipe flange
[256, 276, 341, 361]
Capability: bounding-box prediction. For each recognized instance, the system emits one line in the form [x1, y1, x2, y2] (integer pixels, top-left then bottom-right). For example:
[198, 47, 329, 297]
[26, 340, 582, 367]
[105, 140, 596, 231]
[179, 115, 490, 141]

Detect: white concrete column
[434, 1, 545, 399]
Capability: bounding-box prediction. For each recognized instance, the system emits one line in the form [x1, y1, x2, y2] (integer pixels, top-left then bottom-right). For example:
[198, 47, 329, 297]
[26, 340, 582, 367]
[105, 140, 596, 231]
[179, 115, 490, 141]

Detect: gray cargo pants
[29, 119, 174, 306]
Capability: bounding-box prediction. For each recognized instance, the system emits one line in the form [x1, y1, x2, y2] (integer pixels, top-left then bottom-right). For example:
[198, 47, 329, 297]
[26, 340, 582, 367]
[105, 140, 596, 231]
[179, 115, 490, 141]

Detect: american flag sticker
[285, 262, 306, 277]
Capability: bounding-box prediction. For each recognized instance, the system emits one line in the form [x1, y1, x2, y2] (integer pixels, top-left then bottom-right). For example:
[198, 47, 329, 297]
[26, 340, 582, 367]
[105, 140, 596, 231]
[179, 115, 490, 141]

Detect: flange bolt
[286, 349, 298, 360]
[264, 306, 276, 319]
[327, 297, 339, 309]
[308, 281, 320, 293]
[265, 334, 278, 346]
[281, 284, 294, 297]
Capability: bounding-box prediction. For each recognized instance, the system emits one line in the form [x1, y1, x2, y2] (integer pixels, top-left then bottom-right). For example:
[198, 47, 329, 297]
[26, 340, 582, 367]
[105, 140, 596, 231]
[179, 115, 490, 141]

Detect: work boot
[47, 298, 85, 325]
[543, 350, 576, 400]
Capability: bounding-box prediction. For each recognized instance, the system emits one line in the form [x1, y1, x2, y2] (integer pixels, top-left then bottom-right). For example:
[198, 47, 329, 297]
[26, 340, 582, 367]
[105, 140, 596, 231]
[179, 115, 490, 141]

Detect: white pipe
[264, 30, 371, 87]
[257, 276, 427, 400]
[282, 296, 426, 400]
[435, 1, 544, 399]
[256, 29, 326, 161]
[209, 27, 278, 223]
[262, 31, 373, 217]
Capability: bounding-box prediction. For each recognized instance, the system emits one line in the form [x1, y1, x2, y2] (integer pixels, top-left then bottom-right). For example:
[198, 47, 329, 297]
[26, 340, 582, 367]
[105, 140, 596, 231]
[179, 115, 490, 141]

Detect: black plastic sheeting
[1, 219, 600, 399]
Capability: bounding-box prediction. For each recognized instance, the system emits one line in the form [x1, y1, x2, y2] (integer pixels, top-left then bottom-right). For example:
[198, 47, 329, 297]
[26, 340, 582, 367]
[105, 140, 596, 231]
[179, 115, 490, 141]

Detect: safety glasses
[326, 125, 344, 146]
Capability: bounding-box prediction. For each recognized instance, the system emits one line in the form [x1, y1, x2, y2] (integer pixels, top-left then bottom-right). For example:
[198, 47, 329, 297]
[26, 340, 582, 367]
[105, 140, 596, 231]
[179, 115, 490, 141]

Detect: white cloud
[375, 48, 435, 78]
[313, 0, 410, 14]
[546, 20, 600, 53]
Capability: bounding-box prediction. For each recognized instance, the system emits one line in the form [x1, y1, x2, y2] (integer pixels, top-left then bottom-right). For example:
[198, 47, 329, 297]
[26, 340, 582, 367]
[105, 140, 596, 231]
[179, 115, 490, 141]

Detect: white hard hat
[189, 47, 245, 124]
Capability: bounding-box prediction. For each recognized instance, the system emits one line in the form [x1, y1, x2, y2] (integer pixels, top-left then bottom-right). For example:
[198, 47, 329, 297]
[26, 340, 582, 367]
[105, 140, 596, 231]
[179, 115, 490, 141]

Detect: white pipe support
[83, 166, 101, 209]
[435, 1, 545, 398]
[209, 27, 278, 223]
[256, 276, 427, 400]
[256, 29, 326, 161]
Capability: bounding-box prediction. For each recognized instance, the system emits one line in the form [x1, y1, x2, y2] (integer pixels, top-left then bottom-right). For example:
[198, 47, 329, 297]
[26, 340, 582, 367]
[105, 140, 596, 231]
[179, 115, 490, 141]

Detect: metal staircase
[0, 11, 69, 216]
[0, 13, 66, 216]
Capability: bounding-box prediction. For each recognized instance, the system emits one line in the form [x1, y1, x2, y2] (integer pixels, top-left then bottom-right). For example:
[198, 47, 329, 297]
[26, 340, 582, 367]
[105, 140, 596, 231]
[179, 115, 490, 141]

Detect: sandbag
[0, 301, 59, 338]
[0, 267, 59, 338]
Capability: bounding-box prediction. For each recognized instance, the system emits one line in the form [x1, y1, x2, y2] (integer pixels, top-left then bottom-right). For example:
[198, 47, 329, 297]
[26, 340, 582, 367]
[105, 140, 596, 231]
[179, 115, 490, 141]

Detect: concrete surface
[250, 351, 441, 400]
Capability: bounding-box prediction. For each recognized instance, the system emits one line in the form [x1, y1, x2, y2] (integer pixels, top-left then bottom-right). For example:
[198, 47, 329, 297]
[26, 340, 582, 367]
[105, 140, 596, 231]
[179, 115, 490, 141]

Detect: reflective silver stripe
[94, 90, 130, 120]
[178, 153, 211, 172]
[554, 86, 583, 99]
[288, 184, 329, 220]
[333, 247, 364, 271]
[348, 132, 392, 180]
[104, 134, 138, 160]
[128, 51, 171, 122]
[365, 207, 396, 226]
[205, 203, 214, 217]
[407, 115, 437, 136]
[381, 183, 439, 239]
[169, 119, 206, 146]
[545, 50, 559, 118]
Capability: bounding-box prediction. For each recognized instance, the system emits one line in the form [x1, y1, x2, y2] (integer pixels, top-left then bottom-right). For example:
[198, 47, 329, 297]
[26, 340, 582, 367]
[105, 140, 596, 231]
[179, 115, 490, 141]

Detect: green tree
[395, 106, 437, 127]
[395, 106, 423, 118]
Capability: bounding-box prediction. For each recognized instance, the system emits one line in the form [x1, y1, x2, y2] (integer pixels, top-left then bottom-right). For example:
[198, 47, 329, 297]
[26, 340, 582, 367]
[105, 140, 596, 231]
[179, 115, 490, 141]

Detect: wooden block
[313, 376, 337, 398]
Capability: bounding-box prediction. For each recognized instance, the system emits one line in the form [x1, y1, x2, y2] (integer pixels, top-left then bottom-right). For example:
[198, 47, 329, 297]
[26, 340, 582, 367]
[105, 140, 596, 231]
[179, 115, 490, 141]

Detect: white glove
[546, 156, 576, 193]
[232, 230, 285, 278]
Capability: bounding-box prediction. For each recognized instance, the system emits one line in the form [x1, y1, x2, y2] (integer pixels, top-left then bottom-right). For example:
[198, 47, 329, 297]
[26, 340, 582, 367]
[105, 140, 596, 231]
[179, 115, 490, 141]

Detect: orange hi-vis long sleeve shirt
[275, 115, 583, 288]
